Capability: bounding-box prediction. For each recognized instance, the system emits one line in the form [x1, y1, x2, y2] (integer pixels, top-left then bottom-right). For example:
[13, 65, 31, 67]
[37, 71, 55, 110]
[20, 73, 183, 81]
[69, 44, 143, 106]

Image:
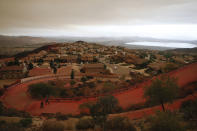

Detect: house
[134, 58, 148, 66]
[147, 62, 167, 75]
[43, 57, 53, 62]
[39, 62, 50, 68]
[47, 45, 60, 53]
[81, 55, 94, 62]
[28, 67, 53, 77]
[57, 66, 72, 75]
[19, 57, 29, 63]
[125, 54, 148, 66]
[38, 50, 48, 56]
[60, 55, 78, 63]
[43, 54, 59, 62]
[0, 57, 15, 66]
[27, 53, 42, 61]
[0, 66, 26, 79]
[172, 56, 185, 64]
[82, 63, 105, 74]
[155, 54, 166, 61]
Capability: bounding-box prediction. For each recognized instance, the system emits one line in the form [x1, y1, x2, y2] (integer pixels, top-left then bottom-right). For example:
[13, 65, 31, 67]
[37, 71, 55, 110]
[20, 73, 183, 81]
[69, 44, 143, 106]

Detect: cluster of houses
[0, 41, 196, 79]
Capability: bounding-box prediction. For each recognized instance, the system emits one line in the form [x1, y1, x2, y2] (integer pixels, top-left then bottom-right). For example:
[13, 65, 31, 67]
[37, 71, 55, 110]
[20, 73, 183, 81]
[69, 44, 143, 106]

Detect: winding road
[1, 63, 197, 118]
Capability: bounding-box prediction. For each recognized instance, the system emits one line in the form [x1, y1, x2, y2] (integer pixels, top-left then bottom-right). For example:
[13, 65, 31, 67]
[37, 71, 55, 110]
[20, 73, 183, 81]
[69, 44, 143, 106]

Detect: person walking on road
[40, 101, 44, 108]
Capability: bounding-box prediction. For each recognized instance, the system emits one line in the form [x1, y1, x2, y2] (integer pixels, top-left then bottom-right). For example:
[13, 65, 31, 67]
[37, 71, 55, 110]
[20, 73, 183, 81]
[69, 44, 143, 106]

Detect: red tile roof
[57, 66, 72, 75]
[0, 57, 15, 63]
[28, 67, 52, 77]
[0, 66, 23, 71]
[83, 63, 104, 68]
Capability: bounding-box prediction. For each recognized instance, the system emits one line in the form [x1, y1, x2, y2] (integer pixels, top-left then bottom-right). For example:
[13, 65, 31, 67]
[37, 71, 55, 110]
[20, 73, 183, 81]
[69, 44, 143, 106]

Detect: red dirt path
[110, 93, 197, 120]
[1, 63, 197, 118]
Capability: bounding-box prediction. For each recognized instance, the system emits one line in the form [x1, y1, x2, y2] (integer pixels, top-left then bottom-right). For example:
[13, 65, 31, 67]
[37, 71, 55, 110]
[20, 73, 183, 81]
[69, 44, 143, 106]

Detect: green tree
[104, 64, 107, 69]
[28, 62, 33, 70]
[163, 52, 173, 60]
[144, 76, 179, 111]
[50, 60, 54, 68]
[38, 58, 44, 65]
[70, 80, 76, 86]
[93, 57, 98, 63]
[89, 95, 119, 130]
[14, 58, 20, 65]
[28, 83, 56, 99]
[53, 67, 57, 74]
[81, 76, 87, 83]
[70, 69, 74, 79]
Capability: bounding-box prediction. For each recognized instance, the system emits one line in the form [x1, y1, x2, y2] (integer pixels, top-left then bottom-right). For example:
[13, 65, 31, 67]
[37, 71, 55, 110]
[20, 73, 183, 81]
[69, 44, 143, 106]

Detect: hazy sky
[0, 0, 197, 40]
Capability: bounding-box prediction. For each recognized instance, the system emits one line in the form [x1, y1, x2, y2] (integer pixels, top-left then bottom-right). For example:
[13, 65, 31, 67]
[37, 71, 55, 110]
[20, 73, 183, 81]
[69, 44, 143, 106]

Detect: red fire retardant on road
[1, 63, 197, 118]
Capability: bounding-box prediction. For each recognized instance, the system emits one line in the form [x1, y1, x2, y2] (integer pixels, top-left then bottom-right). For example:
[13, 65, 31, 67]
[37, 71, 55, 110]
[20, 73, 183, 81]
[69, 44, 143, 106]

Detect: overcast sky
[0, 0, 197, 40]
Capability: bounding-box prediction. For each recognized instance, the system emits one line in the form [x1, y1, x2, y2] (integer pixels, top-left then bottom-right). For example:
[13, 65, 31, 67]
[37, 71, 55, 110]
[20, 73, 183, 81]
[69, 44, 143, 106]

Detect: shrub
[28, 83, 56, 99]
[113, 105, 123, 113]
[76, 118, 94, 130]
[106, 116, 136, 131]
[0, 120, 6, 125]
[127, 103, 148, 111]
[41, 121, 64, 131]
[0, 88, 5, 96]
[0, 101, 30, 117]
[2, 107, 31, 117]
[101, 86, 115, 94]
[102, 82, 116, 93]
[180, 99, 197, 120]
[56, 112, 68, 121]
[0, 122, 24, 131]
[148, 111, 185, 131]
[19, 118, 32, 127]
[59, 89, 68, 98]
[0, 102, 5, 115]
[163, 63, 178, 73]
[87, 82, 95, 88]
[97, 80, 102, 83]
[179, 82, 197, 98]
[70, 80, 76, 86]
[87, 76, 94, 80]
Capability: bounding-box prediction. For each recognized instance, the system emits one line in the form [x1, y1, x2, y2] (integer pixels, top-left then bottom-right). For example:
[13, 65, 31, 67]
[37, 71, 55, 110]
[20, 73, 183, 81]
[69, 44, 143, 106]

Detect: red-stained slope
[1, 63, 197, 116]
[116, 63, 197, 108]
[110, 93, 197, 120]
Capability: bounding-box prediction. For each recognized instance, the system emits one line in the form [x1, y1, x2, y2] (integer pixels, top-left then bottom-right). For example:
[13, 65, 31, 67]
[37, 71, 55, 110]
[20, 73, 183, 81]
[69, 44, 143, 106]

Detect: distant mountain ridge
[0, 35, 196, 54]
[0, 35, 52, 47]
[171, 47, 197, 53]
[0, 35, 196, 47]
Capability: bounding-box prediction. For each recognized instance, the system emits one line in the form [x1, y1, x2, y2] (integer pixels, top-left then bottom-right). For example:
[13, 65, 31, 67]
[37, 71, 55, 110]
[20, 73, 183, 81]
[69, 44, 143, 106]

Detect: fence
[5, 62, 197, 103]
[20, 74, 119, 83]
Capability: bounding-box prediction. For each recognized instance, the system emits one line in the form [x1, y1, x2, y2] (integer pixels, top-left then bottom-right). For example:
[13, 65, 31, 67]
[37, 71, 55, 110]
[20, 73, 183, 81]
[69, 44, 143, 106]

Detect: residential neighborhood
[0, 41, 197, 131]
[0, 41, 196, 81]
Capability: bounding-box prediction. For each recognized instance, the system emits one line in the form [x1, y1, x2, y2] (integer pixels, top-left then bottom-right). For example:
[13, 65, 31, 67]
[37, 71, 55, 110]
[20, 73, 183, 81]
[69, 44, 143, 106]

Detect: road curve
[1, 63, 197, 116]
